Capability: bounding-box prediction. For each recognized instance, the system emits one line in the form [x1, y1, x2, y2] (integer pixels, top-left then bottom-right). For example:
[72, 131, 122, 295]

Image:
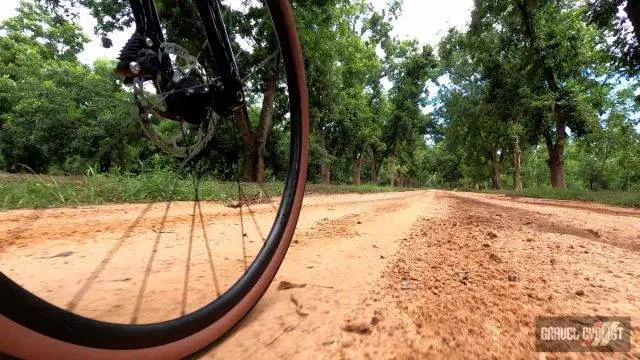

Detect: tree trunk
[388, 156, 397, 187]
[491, 148, 503, 190]
[236, 71, 277, 182]
[626, 0, 640, 46]
[257, 153, 266, 183]
[253, 72, 277, 182]
[233, 102, 258, 182]
[370, 149, 378, 183]
[543, 106, 567, 188]
[320, 162, 331, 185]
[241, 142, 259, 181]
[353, 156, 362, 185]
[548, 147, 565, 188]
[513, 151, 522, 192]
[242, 152, 265, 183]
[403, 174, 411, 187]
[512, 135, 523, 192]
[546, 113, 567, 188]
[623, 174, 630, 192]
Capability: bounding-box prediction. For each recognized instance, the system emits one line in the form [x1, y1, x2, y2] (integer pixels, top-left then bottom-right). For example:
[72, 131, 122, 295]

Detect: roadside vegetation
[502, 188, 640, 209]
[1, 1, 639, 208]
[0, 171, 412, 210]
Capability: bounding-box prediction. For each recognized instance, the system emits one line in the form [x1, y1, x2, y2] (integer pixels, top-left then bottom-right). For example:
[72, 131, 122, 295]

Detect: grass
[501, 187, 640, 208]
[4, 171, 637, 210]
[0, 172, 414, 210]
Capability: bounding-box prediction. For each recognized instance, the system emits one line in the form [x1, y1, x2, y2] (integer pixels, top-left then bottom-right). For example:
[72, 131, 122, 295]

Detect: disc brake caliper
[115, 33, 172, 84]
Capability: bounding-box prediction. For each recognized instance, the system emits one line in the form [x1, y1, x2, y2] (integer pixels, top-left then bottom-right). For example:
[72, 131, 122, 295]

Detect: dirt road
[1, 191, 639, 358]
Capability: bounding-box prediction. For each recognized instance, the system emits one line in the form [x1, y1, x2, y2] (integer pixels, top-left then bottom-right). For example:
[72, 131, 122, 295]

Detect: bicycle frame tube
[194, 0, 241, 82]
[130, 0, 240, 84]
[129, 0, 164, 44]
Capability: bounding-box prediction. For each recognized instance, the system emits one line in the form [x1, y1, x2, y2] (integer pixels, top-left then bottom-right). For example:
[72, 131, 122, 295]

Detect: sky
[0, 0, 131, 64]
[371, 0, 473, 47]
[0, 0, 474, 64]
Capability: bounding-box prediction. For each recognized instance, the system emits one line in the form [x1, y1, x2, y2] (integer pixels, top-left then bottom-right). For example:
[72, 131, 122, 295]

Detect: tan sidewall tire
[0, 0, 308, 357]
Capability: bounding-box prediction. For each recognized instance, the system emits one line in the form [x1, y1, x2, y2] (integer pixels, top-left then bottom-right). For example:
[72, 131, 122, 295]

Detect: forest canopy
[1, 0, 639, 192]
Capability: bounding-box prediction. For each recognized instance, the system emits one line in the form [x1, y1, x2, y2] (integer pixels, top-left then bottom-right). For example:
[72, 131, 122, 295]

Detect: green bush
[0, 170, 415, 210]
[504, 187, 640, 208]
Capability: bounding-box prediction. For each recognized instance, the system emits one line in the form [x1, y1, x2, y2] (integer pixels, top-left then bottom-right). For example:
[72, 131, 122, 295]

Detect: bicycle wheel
[0, 0, 308, 358]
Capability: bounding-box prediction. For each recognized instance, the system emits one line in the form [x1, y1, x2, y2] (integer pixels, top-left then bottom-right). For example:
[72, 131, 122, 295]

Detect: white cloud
[371, 0, 474, 47]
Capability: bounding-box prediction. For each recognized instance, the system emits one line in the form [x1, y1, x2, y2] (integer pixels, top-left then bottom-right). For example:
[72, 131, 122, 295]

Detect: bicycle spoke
[236, 180, 249, 270]
[196, 200, 221, 296]
[258, 182, 278, 211]
[242, 49, 280, 84]
[239, 187, 267, 242]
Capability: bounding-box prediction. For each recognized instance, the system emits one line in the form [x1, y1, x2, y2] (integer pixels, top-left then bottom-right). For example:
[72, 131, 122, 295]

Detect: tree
[0, 1, 141, 173]
[383, 40, 438, 186]
[587, 0, 640, 76]
[471, 0, 609, 188]
[438, 26, 521, 190]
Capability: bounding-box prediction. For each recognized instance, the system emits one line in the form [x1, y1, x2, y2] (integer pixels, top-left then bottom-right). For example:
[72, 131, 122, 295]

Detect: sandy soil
[1, 191, 639, 359]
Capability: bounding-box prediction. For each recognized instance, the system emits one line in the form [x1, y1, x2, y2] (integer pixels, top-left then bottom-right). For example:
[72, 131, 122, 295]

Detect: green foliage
[433, 0, 640, 193]
[0, 1, 145, 174]
[0, 171, 413, 210]
[3, 0, 639, 203]
[504, 187, 640, 208]
[586, 0, 640, 76]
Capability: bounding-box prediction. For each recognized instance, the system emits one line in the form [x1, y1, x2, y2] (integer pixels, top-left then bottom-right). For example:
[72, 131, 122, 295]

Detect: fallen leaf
[290, 294, 309, 317]
[278, 281, 307, 290]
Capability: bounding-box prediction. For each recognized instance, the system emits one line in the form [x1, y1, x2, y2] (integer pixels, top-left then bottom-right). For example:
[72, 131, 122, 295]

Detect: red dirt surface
[1, 191, 639, 358]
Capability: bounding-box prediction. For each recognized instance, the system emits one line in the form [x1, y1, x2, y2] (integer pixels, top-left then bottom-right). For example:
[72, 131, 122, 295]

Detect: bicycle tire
[0, 0, 308, 358]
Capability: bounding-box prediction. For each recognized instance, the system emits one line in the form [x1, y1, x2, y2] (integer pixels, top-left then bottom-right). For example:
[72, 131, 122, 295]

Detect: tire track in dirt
[456, 192, 640, 253]
[338, 192, 640, 359]
[0, 193, 419, 247]
[493, 194, 640, 218]
[0, 209, 47, 254]
[207, 192, 439, 359]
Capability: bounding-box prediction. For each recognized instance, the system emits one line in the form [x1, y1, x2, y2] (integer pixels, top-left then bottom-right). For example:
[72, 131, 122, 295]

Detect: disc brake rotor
[132, 43, 218, 164]
[161, 42, 208, 82]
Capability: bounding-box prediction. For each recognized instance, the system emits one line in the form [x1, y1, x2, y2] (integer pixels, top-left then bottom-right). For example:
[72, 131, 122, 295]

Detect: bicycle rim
[0, 0, 308, 358]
